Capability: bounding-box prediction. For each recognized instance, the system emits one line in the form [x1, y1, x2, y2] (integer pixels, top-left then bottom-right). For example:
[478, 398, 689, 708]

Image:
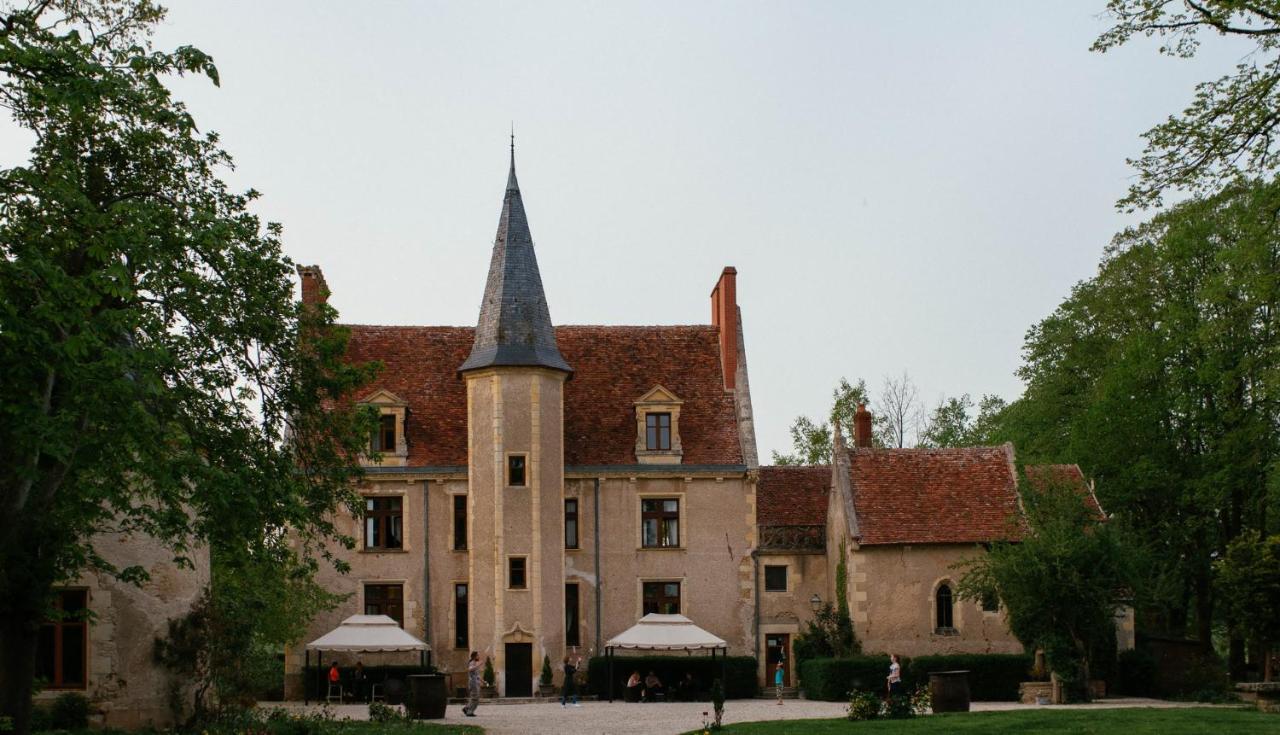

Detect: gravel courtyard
[266, 697, 1226, 735]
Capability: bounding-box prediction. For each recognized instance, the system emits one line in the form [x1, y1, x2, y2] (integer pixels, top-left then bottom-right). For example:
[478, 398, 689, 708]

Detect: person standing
[561, 653, 582, 707]
[462, 651, 484, 717]
[774, 661, 785, 705]
[886, 654, 902, 697]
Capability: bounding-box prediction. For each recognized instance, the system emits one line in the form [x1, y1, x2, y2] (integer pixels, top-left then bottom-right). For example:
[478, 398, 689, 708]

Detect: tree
[955, 474, 1134, 701]
[920, 395, 975, 448]
[1215, 534, 1280, 681]
[772, 377, 871, 464]
[876, 371, 922, 448]
[0, 2, 374, 731]
[995, 179, 1280, 671]
[1094, 1, 1280, 209]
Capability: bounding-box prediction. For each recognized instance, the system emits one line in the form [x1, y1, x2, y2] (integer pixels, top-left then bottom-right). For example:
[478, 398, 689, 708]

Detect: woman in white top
[886, 653, 902, 696]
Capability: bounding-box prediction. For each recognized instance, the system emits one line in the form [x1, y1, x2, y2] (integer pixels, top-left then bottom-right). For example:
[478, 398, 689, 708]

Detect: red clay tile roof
[757, 466, 830, 526]
[342, 324, 743, 467]
[847, 446, 1023, 545]
[1024, 464, 1105, 519]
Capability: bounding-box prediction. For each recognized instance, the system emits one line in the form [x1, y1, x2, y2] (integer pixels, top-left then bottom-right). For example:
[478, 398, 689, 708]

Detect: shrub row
[799, 653, 1032, 701]
[585, 655, 758, 699]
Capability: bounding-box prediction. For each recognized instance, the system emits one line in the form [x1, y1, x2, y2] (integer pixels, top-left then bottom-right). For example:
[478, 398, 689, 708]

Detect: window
[364, 496, 403, 550]
[36, 589, 87, 690]
[641, 498, 680, 548]
[935, 583, 954, 632]
[365, 583, 404, 627]
[508, 455, 526, 487]
[454, 584, 469, 649]
[981, 591, 1000, 613]
[643, 581, 681, 615]
[764, 565, 788, 592]
[373, 413, 396, 453]
[565, 583, 580, 647]
[453, 495, 467, 551]
[508, 557, 527, 589]
[564, 499, 579, 549]
[645, 412, 671, 451]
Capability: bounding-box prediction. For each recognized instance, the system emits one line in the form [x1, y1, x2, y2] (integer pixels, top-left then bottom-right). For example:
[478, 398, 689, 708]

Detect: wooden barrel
[406, 674, 447, 719]
[929, 670, 971, 713]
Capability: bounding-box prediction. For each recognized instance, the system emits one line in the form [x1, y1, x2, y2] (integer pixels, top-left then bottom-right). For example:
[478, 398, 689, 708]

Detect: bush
[368, 701, 409, 724]
[585, 656, 757, 699]
[902, 654, 1032, 701]
[50, 692, 90, 730]
[799, 656, 893, 701]
[540, 655, 553, 686]
[482, 658, 495, 687]
[847, 690, 881, 721]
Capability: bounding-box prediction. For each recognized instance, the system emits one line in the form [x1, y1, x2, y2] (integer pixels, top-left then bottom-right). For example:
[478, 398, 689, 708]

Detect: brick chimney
[710, 267, 737, 391]
[853, 403, 873, 448]
[297, 264, 329, 306]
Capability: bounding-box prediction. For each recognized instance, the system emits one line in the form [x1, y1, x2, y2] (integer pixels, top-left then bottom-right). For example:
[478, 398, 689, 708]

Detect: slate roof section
[846, 445, 1024, 545]
[344, 324, 743, 467]
[757, 466, 830, 526]
[458, 148, 571, 375]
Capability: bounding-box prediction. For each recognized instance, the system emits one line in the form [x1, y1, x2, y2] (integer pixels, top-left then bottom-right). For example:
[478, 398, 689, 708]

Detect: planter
[481, 685, 498, 699]
[538, 684, 556, 697]
[929, 670, 971, 713]
[406, 674, 447, 720]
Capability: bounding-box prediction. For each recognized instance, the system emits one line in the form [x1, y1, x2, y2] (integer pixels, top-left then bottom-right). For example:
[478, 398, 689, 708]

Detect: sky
[1, 1, 1247, 460]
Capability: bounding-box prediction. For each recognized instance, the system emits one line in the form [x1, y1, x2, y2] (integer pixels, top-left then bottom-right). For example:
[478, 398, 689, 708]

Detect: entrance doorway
[505, 642, 533, 697]
[765, 633, 791, 687]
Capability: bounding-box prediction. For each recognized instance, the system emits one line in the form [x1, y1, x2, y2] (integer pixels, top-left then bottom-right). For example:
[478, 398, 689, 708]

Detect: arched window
[935, 583, 954, 631]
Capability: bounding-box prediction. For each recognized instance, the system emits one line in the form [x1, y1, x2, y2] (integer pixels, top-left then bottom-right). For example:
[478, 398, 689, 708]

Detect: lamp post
[809, 594, 822, 613]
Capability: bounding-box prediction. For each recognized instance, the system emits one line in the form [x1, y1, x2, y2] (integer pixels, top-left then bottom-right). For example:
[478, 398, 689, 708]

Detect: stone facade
[35, 530, 208, 729]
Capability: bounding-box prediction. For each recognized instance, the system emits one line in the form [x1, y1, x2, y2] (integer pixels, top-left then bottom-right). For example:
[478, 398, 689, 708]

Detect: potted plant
[539, 655, 556, 697]
[482, 658, 497, 698]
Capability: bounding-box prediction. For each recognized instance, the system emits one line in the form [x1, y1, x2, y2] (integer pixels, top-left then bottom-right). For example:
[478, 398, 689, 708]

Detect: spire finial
[506, 123, 519, 191]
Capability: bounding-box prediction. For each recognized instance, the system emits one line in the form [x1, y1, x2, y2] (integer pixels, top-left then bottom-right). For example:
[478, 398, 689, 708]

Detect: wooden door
[505, 642, 533, 697]
[765, 633, 791, 687]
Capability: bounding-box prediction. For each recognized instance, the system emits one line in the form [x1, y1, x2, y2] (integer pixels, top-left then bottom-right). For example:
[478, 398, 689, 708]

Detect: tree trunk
[1194, 568, 1213, 648]
[0, 610, 40, 735]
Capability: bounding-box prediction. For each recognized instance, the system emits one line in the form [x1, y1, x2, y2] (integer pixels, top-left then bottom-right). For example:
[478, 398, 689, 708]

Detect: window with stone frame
[643, 580, 681, 615]
[364, 583, 404, 627]
[935, 583, 956, 633]
[564, 498, 579, 549]
[364, 496, 404, 550]
[36, 589, 87, 690]
[508, 455, 526, 487]
[764, 565, 788, 592]
[508, 556, 527, 589]
[372, 413, 397, 454]
[454, 583, 469, 649]
[633, 386, 683, 464]
[359, 389, 409, 466]
[452, 494, 467, 551]
[641, 498, 680, 548]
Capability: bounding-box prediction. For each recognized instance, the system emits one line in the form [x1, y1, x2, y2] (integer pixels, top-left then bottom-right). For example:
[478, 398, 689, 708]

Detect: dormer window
[634, 386, 683, 465]
[646, 413, 671, 451]
[374, 414, 397, 453]
[359, 389, 409, 467]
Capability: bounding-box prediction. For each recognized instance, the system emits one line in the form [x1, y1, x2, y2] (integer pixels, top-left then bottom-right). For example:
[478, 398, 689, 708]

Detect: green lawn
[691, 707, 1273, 734]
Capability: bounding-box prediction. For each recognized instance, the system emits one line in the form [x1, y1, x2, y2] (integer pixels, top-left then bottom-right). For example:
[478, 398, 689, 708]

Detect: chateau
[279, 149, 1086, 697]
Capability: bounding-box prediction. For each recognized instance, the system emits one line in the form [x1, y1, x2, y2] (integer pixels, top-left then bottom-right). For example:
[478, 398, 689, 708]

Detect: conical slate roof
[458, 146, 571, 375]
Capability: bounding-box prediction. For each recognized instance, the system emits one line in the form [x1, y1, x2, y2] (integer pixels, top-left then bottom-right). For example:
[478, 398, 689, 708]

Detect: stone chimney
[297, 264, 329, 306]
[710, 266, 738, 391]
[853, 403, 874, 449]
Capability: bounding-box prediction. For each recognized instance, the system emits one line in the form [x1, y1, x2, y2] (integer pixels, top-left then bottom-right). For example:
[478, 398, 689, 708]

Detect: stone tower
[458, 144, 571, 696]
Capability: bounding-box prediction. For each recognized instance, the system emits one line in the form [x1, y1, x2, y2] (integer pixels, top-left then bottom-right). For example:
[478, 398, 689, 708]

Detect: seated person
[679, 672, 696, 701]
[626, 671, 643, 702]
[643, 671, 663, 701]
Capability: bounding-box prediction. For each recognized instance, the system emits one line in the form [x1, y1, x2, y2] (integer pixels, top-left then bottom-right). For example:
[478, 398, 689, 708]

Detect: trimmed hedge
[798, 655, 892, 701]
[800, 653, 1032, 702]
[902, 654, 1032, 701]
[586, 655, 758, 699]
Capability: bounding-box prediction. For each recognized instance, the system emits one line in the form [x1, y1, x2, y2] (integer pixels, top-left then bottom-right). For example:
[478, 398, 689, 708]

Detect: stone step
[758, 687, 800, 699]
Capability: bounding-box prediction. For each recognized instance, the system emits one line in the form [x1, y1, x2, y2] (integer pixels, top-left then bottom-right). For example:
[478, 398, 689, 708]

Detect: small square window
[646, 412, 672, 451]
[981, 592, 1000, 613]
[641, 498, 679, 548]
[508, 455, 526, 487]
[643, 580, 681, 615]
[508, 557, 527, 589]
[764, 565, 787, 592]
